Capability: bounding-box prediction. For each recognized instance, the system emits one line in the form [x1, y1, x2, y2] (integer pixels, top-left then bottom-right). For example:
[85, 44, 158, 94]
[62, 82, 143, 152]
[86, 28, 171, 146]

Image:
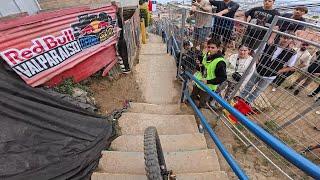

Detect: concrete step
[140, 43, 167, 55]
[91, 172, 229, 180]
[98, 149, 220, 174]
[176, 172, 229, 180]
[111, 133, 207, 152]
[91, 173, 146, 180]
[128, 102, 182, 115]
[119, 113, 198, 135]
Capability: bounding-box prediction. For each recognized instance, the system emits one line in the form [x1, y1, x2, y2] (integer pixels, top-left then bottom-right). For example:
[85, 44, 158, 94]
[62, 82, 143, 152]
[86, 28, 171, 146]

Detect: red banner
[0, 5, 119, 87]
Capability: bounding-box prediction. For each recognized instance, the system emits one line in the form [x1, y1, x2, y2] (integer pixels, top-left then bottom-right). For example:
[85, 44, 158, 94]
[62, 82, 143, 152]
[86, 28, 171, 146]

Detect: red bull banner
[0, 5, 119, 87]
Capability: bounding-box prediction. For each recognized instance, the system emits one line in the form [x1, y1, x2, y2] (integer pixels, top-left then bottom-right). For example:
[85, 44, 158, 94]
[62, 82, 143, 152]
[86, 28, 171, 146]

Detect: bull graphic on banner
[71, 12, 116, 49]
[0, 11, 116, 84]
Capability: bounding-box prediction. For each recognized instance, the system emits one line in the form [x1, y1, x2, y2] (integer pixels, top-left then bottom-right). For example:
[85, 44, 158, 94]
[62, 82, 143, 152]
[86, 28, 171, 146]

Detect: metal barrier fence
[153, 3, 320, 179]
[184, 71, 320, 179]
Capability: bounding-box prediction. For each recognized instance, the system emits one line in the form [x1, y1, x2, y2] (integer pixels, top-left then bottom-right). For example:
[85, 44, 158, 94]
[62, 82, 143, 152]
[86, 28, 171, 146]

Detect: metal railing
[183, 71, 320, 179]
[184, 77, 249, 180]
[153, 3, 320, 179]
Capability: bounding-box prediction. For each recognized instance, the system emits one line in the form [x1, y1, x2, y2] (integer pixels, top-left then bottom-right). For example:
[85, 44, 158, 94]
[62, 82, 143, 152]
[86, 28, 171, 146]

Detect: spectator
[217, 44, 254, 99]
[179, 41, 197, 72]
[274, 6, 308, 43]
[161, 28, 166, 43]
[191, 0, 213, 48]
[209, 0, 240, 44]
[239, 34, 297, 104]
[286, 50, 320, 95]
[278, 6, 308, 33]
[191, 38, 227, 108]
[308, 84, 320, 98]
[271, 42, 312, 91]
[241, 0, 280, 50]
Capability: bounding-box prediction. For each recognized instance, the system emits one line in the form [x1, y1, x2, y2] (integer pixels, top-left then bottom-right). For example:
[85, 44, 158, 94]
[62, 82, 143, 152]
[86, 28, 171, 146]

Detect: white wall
[0, 0, 40, 17]
[116, 0, 139, 8]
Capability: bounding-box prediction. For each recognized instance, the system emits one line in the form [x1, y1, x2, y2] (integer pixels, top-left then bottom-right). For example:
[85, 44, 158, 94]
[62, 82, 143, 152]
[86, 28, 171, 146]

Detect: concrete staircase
[92, 102, 229, 180]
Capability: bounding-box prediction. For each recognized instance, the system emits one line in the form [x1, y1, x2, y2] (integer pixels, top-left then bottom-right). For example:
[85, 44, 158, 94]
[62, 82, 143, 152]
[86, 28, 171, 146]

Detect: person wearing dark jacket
[278, 6, 308, 33]
[191, 38, 227, 108]
[209, 0, 240, 44]
[241, 0, 280, 50]
[239, 34, 297, 104]
[274, 6, 308, 43]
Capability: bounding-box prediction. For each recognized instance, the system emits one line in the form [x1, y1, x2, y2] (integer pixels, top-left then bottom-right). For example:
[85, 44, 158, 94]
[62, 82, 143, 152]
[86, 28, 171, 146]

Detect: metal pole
[141, 18, 147, 44]
[228, 15, 280, 101]
[277, 100, 320, 130]
[177, 8, 187, 78]
[34, 0, 42, 11]
[180, 74, 188, 103]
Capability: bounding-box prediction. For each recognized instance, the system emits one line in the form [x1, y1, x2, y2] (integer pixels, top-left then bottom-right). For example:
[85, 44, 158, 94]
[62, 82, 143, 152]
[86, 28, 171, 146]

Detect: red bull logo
[80, 20, 110, 36]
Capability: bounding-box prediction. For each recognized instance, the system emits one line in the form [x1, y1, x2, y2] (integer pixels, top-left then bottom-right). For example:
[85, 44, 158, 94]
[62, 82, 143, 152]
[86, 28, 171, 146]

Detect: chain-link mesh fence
[154, 3, 320, 179]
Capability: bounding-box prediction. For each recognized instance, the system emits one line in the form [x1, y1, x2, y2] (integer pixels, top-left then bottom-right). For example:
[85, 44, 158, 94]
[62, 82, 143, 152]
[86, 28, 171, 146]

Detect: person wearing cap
[271, 42, 312, 91]
[239, 33, 298, 104]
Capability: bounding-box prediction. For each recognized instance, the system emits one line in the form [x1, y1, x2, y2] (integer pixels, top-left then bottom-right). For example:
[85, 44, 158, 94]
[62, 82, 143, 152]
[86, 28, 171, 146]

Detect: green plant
[54, 78, 75, 95]
[90, 70, 104, 80]
[53, 78, 90, 95]
[279, 134, 297, 146]
[264, 120, 279, 132]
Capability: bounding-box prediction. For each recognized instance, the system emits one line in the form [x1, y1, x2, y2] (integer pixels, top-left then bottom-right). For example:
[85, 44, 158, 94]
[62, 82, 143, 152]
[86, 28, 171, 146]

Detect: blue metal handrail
[172, 35, 180, 52]
[185, 92, 249, 180]
[184, 71, 320, 179]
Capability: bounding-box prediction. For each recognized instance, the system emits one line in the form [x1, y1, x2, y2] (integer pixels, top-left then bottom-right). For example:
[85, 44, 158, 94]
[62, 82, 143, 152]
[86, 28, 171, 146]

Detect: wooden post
[141, 18, 147, 44]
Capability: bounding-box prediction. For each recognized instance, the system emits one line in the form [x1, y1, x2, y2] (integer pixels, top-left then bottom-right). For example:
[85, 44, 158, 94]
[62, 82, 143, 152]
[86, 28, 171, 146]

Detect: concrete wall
[38, 0, 112, 10]
[117, 0, 139, 8]
[38, 0, 138, 10]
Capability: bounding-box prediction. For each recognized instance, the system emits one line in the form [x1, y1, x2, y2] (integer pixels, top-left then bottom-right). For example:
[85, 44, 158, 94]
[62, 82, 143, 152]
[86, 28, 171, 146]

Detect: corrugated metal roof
[0, 4, 119, 87]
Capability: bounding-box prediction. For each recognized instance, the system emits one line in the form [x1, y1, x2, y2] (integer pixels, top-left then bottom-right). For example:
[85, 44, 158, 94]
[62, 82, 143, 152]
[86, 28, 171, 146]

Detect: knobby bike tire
[144, 126, 167, 180]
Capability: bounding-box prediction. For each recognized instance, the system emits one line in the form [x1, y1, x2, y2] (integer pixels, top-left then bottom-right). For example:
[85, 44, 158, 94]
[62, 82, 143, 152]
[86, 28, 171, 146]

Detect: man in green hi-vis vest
[191, 38, 227, 108]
